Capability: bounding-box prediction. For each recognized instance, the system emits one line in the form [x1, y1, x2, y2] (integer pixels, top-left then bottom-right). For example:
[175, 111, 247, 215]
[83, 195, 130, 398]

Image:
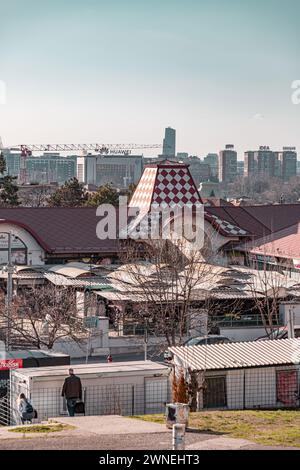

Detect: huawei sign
[0, 359, 23, 371]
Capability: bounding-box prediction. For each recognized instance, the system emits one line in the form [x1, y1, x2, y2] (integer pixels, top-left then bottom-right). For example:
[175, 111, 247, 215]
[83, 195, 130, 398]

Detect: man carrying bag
[61, 368, 83, 417]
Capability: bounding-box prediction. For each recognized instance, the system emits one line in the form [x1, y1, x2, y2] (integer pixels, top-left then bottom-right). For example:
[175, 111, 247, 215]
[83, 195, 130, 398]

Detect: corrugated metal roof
[169, 338, 300, 371]
[44, 272, 112, 288]
[11, 360, 169, 379]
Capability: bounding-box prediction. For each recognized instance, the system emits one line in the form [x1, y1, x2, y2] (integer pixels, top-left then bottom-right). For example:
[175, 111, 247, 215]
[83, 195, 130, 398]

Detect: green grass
[133, 410, 300, 448]
[8, 423, 75, 434]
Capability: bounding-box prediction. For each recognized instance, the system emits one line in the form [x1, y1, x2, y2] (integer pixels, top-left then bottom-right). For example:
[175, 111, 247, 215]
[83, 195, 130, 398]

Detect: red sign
[0, 359, 23, 371]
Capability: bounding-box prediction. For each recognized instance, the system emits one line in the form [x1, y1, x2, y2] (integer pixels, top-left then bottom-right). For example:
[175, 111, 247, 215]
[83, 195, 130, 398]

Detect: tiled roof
[129, 160, 202, 211]
[205, 204, 300, 239]
[0, 207, 119, 255]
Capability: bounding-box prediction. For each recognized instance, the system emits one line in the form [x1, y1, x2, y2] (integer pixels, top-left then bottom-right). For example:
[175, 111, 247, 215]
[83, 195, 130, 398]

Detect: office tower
[237, 161, 244, 176]
[204, 153, 219, 178]
[218, 144, 237, 183]
[244, 151, 255, 177]
[255, 146, 275, 178]
[244, 147, 276, 179]
[278, 147, 297, 181]
[162, 127, 176, 156]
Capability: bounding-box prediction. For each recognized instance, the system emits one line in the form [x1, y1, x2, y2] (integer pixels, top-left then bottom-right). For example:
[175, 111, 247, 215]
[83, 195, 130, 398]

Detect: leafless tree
[0, 284, 87, 350]
[18, 186, 54, 207]
[246, 260, 292, 337]
[110, 236, 225, 350]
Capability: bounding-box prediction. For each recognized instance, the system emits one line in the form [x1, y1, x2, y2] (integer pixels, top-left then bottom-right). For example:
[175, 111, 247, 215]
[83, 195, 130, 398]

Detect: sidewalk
[0, 415, 296, 450]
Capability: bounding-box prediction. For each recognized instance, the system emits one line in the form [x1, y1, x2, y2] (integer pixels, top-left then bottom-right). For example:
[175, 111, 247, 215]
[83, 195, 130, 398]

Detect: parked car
[164, 335, 231, 361]
[255, 326, 300, 341]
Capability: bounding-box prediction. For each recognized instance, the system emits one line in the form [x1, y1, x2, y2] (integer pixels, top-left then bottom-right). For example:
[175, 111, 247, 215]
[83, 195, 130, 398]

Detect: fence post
[172, 423, 185, 450]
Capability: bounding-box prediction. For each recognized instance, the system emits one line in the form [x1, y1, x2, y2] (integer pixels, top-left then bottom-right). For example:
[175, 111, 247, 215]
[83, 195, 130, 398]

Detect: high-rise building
[218, 145, 237, 183]
[278, 147, 297, 181]
[77, 154, 143, 188]
[244, 146, 296, 180]
[255, 146, 275, 177]
[244, 146, 275, 178]
[162, 127, 176, 156]
[204, 153, 219, 178]
[244, 151, 255, 178]
[237, 161, 244, 176]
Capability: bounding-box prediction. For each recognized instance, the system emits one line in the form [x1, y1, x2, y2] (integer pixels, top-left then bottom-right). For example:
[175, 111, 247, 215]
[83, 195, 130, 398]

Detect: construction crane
[9, 143, 163, 184]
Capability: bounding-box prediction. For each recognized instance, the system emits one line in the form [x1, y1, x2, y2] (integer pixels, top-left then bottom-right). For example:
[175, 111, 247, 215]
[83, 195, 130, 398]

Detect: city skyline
[1, 0, 300, 156]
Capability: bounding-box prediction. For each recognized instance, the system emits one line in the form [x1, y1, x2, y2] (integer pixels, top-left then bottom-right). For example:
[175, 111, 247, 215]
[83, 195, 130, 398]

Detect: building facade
[278, 147, 297, 181]
[244, 146, 297, 181]
[26, 154, 77, 184]
[77, 154, 143, 188]
[218, 145, 237, 183]
[2, 149, 77, 184]
[204, 153, 219, 178]
[162, 127, 176, 157]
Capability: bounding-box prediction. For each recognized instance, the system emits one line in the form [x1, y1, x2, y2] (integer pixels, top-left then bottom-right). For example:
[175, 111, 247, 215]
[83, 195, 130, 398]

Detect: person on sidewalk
[18, 393, 35, 425]
[107, 354, 113, 363]
[61, 368, 82, 417]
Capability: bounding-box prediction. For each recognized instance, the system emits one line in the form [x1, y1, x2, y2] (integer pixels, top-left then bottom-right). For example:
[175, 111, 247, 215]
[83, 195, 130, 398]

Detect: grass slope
[134, 410, 300, 448]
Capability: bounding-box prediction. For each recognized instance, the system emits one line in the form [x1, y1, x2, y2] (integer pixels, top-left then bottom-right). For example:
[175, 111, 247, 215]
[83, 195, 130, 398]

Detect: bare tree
[19, 186, 52, 207]
[0, 284, 87, 350]
[109, 237, 221, 349]
[246, 261, 292, 337]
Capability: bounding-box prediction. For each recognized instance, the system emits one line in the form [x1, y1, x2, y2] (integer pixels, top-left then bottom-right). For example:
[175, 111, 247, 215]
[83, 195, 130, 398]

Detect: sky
[0, 0, 300, 158]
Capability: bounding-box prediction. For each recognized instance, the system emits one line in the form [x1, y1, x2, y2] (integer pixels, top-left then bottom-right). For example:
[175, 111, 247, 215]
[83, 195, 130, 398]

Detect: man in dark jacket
[61, 368, 82, 417]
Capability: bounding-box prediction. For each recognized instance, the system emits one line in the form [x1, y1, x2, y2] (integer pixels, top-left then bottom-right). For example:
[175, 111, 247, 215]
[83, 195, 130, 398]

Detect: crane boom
[10, 143, 162, 153]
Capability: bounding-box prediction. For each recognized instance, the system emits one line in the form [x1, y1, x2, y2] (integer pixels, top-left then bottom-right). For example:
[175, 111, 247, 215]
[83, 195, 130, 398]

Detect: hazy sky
[1, 0, 300, 158]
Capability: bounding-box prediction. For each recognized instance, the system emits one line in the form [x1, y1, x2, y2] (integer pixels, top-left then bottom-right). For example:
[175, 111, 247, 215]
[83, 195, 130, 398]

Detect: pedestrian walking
[61, 368, 82, 417]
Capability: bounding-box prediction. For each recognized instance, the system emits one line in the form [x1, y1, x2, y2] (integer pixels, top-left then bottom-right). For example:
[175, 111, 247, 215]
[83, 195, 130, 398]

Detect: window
[203, 376, 227, 408]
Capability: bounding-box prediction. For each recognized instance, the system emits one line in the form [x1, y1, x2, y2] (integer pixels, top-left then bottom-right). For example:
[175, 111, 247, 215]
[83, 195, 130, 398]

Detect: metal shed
[169, 338, 300, 410]
[9, 361, 170, 425]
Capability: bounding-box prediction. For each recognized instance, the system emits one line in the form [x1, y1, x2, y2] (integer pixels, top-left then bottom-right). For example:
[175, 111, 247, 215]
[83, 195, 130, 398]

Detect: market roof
[169, 338, 300, 371]
[11, 360, 169, 379]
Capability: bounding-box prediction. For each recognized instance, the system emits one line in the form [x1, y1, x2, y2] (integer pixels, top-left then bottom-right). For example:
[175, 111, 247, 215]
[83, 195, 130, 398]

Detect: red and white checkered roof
[129, 160, 248, 238]
[129, 160, 202, 210]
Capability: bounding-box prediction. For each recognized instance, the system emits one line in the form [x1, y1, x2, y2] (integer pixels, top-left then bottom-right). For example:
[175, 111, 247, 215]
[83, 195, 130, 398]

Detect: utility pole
[287, 304, 295, 339]
[5, 232, 14, 351]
